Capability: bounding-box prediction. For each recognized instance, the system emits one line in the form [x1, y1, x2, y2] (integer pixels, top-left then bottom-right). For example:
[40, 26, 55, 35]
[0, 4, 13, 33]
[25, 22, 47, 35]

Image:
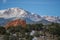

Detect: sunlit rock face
[5, 19, 26, 29]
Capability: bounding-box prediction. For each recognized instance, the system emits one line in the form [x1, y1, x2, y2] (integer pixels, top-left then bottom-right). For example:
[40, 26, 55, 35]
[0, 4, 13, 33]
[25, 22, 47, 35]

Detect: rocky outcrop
[5, 19, 26, 29]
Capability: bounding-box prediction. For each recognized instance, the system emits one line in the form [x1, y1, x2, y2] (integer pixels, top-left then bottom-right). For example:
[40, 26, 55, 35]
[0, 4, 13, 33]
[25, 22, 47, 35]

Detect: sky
[0, 0, 60, 16]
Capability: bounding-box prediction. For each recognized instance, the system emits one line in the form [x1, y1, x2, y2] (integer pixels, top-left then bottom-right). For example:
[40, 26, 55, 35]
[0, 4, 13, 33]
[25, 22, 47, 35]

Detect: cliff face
[5, 19, 26, 29]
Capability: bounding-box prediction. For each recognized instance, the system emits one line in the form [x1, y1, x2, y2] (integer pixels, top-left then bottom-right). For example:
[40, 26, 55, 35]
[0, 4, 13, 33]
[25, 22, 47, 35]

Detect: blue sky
[0, 0, 60, 16]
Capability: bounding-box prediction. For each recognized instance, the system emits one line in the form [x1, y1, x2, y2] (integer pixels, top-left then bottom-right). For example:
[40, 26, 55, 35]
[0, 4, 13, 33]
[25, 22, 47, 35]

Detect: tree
[15, 25, 23, 32]
[7, 26, 15, 34]
[32, 23, 43, 31]
[3, 32, 10, 40]
[48, 23, 60, 39]
[0, 26, 6, 35]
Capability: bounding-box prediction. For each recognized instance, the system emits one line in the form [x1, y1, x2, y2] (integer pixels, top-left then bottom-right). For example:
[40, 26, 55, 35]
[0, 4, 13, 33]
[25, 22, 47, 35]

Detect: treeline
[0, 23, 60, 40]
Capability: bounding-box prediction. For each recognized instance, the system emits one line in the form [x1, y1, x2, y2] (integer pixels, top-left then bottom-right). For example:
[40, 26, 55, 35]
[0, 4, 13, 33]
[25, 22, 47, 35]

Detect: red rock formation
[5, 19, 26, 29]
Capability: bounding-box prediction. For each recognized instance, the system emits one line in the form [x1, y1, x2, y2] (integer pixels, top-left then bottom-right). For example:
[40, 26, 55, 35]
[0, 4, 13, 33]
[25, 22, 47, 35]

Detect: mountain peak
[7, 7, 24, 11]
[0, 7, 31, 19]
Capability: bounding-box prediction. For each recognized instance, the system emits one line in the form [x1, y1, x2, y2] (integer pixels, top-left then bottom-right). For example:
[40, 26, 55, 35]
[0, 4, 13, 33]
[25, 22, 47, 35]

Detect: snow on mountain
[0, 8, 31, 18]
[43, 16, 60, 23]
[0, 7, 60, 26]
[30, 13, 42, 21]
[0, 7, 42, 21]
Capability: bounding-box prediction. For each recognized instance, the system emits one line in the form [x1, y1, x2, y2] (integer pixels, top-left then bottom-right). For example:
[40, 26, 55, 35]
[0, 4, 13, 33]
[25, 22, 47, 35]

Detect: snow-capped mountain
[0, 7, 60, 26]
[0, 8, 42, 21]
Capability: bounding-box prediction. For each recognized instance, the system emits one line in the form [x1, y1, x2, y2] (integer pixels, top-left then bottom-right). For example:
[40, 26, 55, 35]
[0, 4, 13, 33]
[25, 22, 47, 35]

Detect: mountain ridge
[0, 7, 60, 26]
